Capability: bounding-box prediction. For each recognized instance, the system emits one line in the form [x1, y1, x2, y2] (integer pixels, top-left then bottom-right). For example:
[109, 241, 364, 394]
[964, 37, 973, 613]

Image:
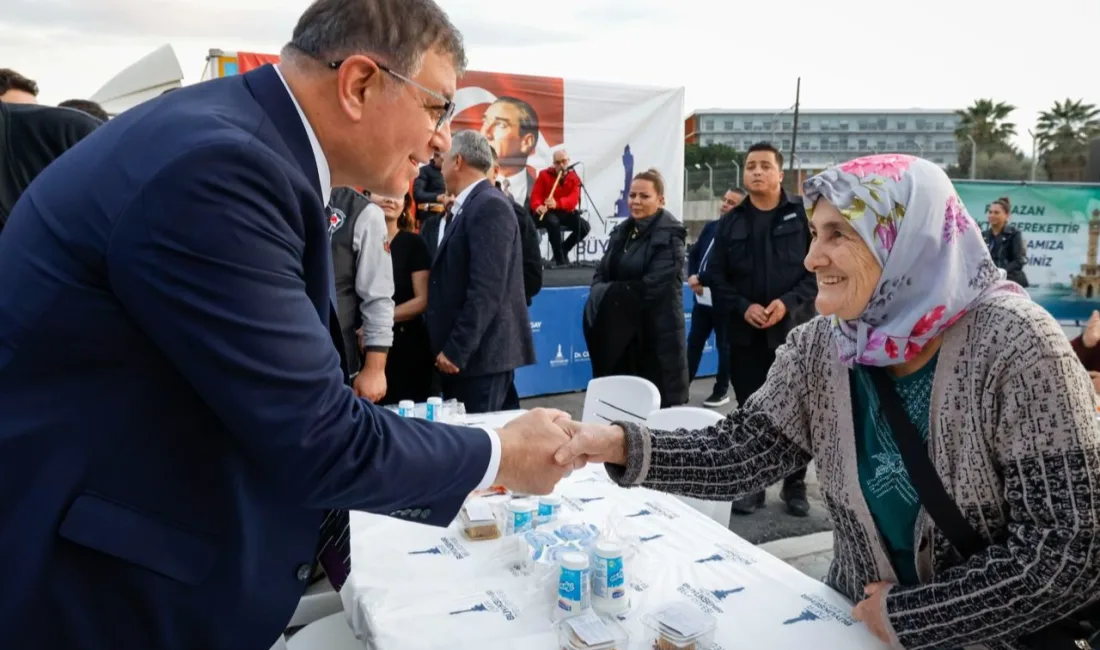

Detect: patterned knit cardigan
[609, 294, 1100, 650]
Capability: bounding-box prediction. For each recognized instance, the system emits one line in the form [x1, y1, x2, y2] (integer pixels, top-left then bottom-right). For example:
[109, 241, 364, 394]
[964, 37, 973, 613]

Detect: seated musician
[530, 149, 590, 267]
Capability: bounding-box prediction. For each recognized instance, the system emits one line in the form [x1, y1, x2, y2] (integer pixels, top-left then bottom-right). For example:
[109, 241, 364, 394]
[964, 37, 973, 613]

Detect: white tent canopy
[91, 44, 184, 116]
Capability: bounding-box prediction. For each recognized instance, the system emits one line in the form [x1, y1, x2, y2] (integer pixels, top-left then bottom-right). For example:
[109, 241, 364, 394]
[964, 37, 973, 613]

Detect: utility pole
[788, 77, 801, 174]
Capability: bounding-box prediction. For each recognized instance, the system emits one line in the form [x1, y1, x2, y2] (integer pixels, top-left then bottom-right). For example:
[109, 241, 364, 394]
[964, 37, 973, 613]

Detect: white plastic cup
[557, 551, 591, 618]
[591, 541, 628, 614]
[538, 494, 562, 525]
[506, 498, 535, 535]
[397, 400, 415, 417]
[426, 397, 443, 421]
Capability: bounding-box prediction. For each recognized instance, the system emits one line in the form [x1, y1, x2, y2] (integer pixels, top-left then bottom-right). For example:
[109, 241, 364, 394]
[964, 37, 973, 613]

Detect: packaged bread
[459, 499, 501, 541]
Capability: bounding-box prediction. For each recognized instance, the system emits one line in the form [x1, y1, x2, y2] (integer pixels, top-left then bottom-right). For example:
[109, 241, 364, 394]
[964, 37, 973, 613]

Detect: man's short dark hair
[284, 0, 467, 76]
[494, 96, 539, 143]
[727, 187, 747, 197]
[747, 142, 783, 168]
[0, 68, 39, 98]
[58, 99, 109, 122]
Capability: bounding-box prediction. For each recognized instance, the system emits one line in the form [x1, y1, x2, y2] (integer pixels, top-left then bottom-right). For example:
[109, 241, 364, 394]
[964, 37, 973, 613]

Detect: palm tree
[955, 99, 1018, 148]
[1035, 99, 1100, 181]
[953, 99, 1018, 178]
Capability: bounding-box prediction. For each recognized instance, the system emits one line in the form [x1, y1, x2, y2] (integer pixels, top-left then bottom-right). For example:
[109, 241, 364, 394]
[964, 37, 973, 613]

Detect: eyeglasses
[327, 58, 455, 132]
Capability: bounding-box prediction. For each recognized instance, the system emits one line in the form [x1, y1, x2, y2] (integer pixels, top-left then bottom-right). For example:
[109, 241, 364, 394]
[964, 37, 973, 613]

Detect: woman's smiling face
[804, 199, 883, 320]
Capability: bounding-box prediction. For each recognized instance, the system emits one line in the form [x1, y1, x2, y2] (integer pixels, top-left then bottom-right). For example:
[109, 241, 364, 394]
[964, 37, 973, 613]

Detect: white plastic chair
[287, 579, 343, 629]
[286, 612, 361, 650]
[645, 406, 732, 528]
[581, 376, 661, 425]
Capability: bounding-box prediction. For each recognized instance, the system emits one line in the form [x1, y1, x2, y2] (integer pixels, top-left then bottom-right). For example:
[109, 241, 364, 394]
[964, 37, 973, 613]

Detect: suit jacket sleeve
[352, 203, 395, 350]
[106, 143, 491, 525]
[443, 195, 517, 369]
[513, 201, 543, 301]
[529, 170, 551, 213]
[701, 216, 752, 317]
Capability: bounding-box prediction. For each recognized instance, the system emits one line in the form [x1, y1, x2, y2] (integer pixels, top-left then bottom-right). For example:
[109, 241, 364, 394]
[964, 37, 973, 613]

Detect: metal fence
[684, 163, 742, 200]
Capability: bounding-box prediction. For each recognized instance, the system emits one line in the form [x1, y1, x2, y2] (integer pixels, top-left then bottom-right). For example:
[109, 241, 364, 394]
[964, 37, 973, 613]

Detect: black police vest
[328, 187, 372, 378]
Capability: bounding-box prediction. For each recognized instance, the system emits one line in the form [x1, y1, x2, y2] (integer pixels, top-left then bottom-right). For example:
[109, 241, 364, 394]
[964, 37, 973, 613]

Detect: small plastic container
[459, 499, 501, 541]
[397, 400, 415, 417]
[505, 498, 536, 535]
[643, 603, 717, 650]
[538, 494, 562, 525]
[556, 551, 591, 617]
[591, 542, 628, 614]
[425, 397, 443, 421]
[555, 612, 629, 650]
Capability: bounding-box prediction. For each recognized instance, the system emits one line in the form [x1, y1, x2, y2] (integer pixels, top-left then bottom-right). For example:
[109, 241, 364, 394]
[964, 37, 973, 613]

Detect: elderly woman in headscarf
[556, 156, 1100, 650]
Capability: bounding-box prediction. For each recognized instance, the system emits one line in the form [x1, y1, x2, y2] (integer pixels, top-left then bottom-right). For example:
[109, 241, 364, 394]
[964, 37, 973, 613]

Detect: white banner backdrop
[452, 71, 685, 262]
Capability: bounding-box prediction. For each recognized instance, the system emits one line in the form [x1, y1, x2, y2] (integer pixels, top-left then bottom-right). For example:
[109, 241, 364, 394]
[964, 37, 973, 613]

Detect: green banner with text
[956, 181, 1100, 323]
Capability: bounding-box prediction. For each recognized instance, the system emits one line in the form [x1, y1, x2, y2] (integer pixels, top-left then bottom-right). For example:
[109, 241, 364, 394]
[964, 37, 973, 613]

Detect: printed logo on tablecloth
[676, 583, 745, 614]
[782, 594, 856, 626]
[624, 501, 679, 519]
[630, 578, 650, 593]
[694, 544, 758, 566]
[408, 536, 470, 560]
[549, 344, 569, 368]
[448, 590, 519, 621]
[562, 495, 605, 511]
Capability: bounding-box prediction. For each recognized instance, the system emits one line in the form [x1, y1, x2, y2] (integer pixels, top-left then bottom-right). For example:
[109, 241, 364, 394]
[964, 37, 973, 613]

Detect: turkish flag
[237, 52, 281, 73]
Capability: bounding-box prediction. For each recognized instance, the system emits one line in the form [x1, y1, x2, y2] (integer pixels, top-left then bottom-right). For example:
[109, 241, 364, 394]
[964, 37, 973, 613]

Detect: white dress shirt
[504, 169, 526, 205]
[438, 177, 485, 248]
[273, 67, 501, 490]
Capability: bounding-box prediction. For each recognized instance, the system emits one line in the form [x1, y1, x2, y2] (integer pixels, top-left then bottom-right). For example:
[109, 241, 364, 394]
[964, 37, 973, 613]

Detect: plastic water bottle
[425, 396, 443, 421]
[557, 552, 591, 618]
[538, 494, 562, 525]
[505, 498, 535, 535]
[397, 400, 415, 418]
[591, 542, 628, 614]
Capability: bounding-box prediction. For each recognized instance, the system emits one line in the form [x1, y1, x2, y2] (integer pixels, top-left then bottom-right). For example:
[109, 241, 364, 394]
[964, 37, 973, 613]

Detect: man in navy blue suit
[0, 1, 573, 648]
[427, 131, 536, 413]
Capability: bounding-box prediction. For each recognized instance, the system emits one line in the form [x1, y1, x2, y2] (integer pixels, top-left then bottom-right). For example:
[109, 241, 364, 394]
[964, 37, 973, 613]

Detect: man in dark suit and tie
[427, 130, 536, 413]
[0, 1, 571, 648]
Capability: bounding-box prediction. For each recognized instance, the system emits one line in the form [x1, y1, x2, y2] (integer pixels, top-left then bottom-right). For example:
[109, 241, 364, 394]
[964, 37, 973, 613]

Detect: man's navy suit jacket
[426, 181, 535, 376]
[0, 64, 491, 649]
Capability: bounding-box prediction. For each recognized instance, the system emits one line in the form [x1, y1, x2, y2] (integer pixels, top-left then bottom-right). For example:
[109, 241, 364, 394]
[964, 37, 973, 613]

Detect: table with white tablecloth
[341, 411, 889, 650]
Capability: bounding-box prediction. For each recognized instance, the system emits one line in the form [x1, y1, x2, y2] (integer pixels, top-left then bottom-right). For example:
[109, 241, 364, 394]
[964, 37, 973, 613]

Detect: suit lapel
[434, 180, 487, 264]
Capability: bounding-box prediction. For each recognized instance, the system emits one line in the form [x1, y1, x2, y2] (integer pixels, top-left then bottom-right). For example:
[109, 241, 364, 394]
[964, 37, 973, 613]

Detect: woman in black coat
[982, 196, 1029, 287]
[583, 168, 688, 407]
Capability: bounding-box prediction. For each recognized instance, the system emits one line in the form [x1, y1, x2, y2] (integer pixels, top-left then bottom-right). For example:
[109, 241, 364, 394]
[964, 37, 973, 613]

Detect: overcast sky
[3, 0, 1096, 151]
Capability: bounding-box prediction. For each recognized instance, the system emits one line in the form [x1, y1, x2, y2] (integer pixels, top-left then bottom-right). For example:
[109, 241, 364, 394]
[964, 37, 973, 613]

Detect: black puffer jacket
[587, 209, 688, 407]
[983, 225, 1029, 287]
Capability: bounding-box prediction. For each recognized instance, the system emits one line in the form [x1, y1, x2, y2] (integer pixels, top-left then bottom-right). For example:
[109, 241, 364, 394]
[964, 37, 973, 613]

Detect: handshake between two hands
[491, 408, 627, 496]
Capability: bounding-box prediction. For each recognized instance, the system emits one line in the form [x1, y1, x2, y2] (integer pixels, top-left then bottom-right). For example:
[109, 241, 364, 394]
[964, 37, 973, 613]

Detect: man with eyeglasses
[0, 1, 575, 648]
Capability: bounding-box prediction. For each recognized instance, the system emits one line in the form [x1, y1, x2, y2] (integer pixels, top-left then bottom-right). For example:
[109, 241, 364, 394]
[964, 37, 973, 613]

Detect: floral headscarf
[802, 154, 1027, 367]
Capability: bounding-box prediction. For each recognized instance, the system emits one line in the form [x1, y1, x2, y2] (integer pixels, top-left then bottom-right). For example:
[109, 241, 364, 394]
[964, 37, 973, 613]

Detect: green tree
[684, 143, 742, 168]
[1035, 98, 1100, 181]
[953, 99, 1018, 175]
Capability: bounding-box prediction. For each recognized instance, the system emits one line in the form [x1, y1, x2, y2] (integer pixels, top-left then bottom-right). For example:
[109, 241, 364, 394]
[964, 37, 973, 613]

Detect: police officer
[701, 142, 817, 517]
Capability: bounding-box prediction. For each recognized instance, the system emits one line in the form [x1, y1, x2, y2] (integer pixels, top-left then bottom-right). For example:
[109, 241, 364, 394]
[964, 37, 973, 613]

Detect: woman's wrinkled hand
[852, 582, 895, 645]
